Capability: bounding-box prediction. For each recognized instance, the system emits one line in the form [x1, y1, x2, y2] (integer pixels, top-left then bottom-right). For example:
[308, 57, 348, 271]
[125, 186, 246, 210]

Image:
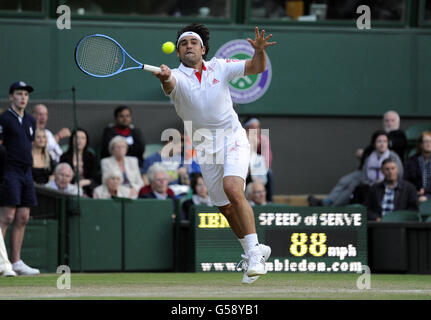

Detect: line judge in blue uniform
[0, 81, 40, 275]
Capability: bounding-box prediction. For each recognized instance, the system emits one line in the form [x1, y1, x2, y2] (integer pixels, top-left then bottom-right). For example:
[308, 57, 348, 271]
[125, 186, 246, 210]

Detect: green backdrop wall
[1, 18, 430, 116]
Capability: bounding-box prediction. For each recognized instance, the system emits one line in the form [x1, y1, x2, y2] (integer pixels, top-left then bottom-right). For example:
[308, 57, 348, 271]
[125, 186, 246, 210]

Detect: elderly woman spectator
[45, 163, 83, 195]
[93, 167, 136, 199]
[31, 128, 55, 184]
[101, 135, 144, 195]
[181, 173, 212, 220]
[60, 128, 99, 197]
[404, 131, 431, 202]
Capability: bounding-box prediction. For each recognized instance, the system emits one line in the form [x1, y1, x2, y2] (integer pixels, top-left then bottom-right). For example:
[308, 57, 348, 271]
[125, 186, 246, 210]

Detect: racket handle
[142, 64, 161, 73]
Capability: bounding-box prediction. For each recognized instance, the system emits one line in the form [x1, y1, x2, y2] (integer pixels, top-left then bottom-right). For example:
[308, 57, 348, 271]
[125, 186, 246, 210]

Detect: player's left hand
[247, 27, 277, 51]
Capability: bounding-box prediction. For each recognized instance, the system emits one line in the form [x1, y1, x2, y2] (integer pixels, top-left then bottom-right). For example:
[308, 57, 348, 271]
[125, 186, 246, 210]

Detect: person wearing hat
[0, 81, 40, 276]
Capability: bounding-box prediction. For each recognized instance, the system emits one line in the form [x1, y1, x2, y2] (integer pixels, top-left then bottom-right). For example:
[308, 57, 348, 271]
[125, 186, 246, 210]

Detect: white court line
[0, 287, 430, 299]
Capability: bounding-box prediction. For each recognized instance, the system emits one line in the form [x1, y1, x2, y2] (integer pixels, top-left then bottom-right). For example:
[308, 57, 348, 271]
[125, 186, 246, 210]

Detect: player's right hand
[153, 64, 172, 83]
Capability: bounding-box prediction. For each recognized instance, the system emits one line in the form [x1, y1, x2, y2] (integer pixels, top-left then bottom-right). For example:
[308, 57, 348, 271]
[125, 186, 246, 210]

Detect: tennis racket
[75, 34, 161, 77]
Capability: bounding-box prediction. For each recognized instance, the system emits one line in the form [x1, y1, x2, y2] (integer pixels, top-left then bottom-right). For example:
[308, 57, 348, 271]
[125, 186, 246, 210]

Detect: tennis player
[153, 24, 276, 283]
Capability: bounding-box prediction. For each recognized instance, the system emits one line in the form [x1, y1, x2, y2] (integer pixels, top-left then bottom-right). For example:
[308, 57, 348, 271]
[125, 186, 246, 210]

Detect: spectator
[101, 105, 146, 168]
[247, 149, 269, 186]
[308, 130, 403, 207]
[182, 173, 212, 220]
[60, 128, 99, 197]
[404, 131, 431, 202]
[246, 181, 267, 206]
[357, 110, 407, 164]
[142, 133, 197, 196]
[93, 167, 136, 199]
[244, 117, 273, 202]
[366, 158, 418, 221]
[32, 104, 71, 163]
[361, 131, 404, 185]
[383, 110, 407, 161]
[31, 128, 55, 184]
[244, 117, 272, 168]
[101, 135, 144, 195]
[143, 136, 183, 184]
[353, 130, 404, 204]
[45, 163, 83, 195]
[138, 163, 176, 201]
[182, 133, 202, 177]
[0, 81, 39, 275]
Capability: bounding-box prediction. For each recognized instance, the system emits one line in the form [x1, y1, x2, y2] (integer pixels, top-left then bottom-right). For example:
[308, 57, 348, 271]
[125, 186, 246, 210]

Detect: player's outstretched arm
[153, 64, 176, 95]
[245, 27, 277, 76]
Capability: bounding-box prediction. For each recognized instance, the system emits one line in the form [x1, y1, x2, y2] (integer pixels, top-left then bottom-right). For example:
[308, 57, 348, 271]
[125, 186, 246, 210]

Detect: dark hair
[370, 130, 388, 146]
[176, 23, 210, 60]
[382, 157, 397, 168]
[190, 172, 203, 194]
[417, 131, 431, 154]
[65, 127, 89, 155]
[114, 105, 131, 118]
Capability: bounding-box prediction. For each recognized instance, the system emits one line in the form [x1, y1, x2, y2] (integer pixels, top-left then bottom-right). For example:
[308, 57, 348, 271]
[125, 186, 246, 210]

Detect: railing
[0, 0, 429, 28]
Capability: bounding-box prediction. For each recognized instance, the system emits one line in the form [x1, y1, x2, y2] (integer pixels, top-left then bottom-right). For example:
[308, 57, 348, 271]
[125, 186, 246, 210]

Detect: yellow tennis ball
[162, 41, 175, 54]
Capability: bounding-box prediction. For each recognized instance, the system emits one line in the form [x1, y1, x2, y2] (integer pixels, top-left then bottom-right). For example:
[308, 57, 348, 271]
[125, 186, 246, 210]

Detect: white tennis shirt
[165, 57, 247, 154]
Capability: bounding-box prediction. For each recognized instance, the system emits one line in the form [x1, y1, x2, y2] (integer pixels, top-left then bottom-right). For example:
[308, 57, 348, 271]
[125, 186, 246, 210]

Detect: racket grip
[143, 64, 161, 73]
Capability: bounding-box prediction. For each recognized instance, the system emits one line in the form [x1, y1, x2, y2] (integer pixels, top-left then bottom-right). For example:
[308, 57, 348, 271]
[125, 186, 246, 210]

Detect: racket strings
[77, 36, 123, 76]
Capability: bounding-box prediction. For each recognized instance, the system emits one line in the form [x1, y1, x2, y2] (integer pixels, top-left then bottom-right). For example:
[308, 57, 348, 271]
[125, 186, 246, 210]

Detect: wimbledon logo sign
[214, 39, 272, 104]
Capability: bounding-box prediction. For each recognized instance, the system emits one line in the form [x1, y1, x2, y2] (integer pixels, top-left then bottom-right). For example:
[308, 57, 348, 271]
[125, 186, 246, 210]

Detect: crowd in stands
[0, 87, 274, 232]
[1, 81, 430, 266]
[1, 80, 431, 277]
[30, 103, 429, 223]
[308, 110, 431, 221]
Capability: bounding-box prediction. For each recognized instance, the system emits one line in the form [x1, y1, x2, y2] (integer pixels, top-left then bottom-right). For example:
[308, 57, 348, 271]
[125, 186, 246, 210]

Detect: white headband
[177, 31, 204, 48]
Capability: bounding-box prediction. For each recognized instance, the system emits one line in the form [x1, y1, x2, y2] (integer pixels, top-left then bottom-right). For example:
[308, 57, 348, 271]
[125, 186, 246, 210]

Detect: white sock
[238, 238, 247, 254]
[244, 233, 260, 255]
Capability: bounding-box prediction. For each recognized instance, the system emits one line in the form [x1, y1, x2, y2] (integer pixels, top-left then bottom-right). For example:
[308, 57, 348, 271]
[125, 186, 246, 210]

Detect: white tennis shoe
[12, 260, 40, 276]
[238, 244, 271, 284]
[0, 268, 17, 277]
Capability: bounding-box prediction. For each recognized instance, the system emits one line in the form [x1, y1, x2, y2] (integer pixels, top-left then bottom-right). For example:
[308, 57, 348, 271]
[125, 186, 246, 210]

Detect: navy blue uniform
[0, 144, 5, 183]
[0, 108, 37, 207]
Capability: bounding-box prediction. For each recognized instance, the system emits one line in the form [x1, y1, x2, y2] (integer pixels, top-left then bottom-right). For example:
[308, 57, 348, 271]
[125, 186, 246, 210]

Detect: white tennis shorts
[198, 130, 250, 207]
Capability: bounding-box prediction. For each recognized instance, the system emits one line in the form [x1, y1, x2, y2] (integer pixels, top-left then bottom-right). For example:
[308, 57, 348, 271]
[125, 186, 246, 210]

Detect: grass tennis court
[0, 272, 430, 300]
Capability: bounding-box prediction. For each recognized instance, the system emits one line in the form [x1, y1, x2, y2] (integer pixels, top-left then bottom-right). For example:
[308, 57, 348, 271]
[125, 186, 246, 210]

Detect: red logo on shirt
[229, 141, 240, 152]
[225, 59, 240, 63]
[212, 78, 220, 85]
